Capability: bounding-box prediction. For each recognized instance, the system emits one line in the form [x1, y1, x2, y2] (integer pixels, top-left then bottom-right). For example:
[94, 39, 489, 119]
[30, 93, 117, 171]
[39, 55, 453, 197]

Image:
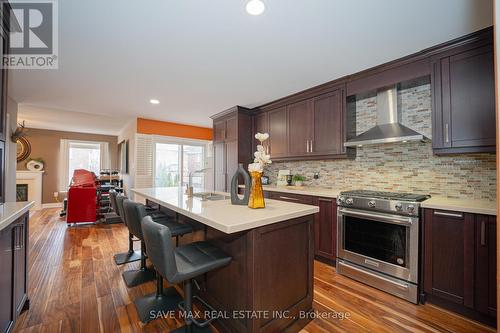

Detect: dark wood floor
[12, 208, 494, 333]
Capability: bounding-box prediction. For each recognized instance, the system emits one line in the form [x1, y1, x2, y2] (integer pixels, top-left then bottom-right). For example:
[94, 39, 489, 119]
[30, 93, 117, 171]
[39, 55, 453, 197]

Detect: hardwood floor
[12, 208, 494, 333]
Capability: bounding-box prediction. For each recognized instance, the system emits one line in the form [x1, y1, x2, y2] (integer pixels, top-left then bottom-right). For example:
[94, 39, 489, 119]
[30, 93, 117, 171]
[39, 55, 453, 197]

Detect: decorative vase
[230, 163, 251, 205]
[248, 171, 265, 209]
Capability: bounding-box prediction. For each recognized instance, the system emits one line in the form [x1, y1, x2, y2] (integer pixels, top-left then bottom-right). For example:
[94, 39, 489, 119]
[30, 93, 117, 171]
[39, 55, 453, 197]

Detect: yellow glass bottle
[248, 171, 265, 209]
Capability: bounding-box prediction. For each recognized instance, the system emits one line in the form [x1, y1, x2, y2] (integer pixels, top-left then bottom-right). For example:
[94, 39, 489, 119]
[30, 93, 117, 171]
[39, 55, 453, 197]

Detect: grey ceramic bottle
[230, 163, 251, 205]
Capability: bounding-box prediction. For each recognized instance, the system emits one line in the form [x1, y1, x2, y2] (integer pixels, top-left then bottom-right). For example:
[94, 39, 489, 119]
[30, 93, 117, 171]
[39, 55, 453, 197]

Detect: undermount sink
[192, 192, 230, 201]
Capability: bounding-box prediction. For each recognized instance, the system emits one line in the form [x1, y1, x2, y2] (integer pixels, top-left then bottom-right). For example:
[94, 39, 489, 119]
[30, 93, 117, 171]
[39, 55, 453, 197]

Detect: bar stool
[112, 191, 141, 265]
[141, 216, 232, 331]
[122, 199, 193, 288]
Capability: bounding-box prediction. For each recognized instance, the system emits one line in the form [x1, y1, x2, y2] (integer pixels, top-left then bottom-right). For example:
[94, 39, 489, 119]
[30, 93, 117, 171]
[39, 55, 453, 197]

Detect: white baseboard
[42, 202, 63, 209]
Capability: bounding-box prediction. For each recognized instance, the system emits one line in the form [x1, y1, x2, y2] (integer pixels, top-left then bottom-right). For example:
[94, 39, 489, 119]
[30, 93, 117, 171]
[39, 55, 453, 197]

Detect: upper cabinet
[256, 85, 351, 161]
[431, 31, 495, 154]
[211, 106, 253, 192]
[268, 106, 288, 159]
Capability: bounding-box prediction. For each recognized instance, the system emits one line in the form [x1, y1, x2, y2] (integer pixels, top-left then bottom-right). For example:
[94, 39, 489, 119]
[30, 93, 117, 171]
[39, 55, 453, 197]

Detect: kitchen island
[132, 187, 319, 333]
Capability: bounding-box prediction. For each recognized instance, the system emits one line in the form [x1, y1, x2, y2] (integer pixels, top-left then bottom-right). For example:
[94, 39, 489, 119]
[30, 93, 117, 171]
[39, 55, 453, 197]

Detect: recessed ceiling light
[150, 99, 160, 105]
[246, 0, 265, 15]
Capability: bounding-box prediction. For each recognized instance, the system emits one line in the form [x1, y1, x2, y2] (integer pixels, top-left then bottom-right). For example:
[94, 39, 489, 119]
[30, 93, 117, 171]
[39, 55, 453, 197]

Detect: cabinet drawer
[267, 191, 314, 205]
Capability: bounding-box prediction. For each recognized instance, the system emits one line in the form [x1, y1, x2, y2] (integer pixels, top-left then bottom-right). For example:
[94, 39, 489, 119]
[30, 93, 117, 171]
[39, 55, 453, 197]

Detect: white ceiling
[9, 0, 493, 131]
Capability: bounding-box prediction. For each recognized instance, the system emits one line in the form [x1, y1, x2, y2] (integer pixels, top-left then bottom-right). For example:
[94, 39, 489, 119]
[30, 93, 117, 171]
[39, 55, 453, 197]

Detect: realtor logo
[2, 0, 58, 69]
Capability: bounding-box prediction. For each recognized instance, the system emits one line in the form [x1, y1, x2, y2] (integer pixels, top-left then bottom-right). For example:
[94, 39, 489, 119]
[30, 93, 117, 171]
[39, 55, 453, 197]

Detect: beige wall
[17, 128, 118, 203]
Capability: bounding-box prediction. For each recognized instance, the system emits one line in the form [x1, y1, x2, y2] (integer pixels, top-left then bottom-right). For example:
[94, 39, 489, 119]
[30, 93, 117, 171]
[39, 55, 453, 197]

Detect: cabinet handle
[444, 123, 449, 143]
[433, 211, 463, 218]
[480, 220, 486, 246]
[279, 196, 300, 201]
[306, 140, 309, 153]
[310, 140, 314, 153]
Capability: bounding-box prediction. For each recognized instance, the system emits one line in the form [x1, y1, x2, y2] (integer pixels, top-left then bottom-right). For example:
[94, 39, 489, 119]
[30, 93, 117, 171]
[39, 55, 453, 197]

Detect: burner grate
[340, 190, 430, 202]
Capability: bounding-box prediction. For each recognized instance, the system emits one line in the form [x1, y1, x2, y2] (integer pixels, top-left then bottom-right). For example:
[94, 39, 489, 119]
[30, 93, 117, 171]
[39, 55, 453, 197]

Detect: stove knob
[407, 205, 415, 214]
[395, 202, 403, 211]
[368, 200, 376, 208]
[345, 198, 354, 205]
[337, 196, 345, 205]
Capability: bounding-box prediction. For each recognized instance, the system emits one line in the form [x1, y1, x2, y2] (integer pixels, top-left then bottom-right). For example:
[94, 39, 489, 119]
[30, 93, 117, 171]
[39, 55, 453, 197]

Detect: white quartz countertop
[241, 184, 498, 215]
[0, 201, 34, 231]
[132, 187, 319, 234]
[421, 196, 497, 216]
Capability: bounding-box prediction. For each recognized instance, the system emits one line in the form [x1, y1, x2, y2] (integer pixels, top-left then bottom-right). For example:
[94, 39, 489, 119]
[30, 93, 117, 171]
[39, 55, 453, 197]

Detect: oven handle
[338, 208, 414, 226]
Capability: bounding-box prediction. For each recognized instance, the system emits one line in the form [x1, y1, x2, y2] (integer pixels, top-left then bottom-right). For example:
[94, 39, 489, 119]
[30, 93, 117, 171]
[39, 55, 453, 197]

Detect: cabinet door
[432, 44, 495, 151]
[0, 225, 13, 333]
[314, 198, 337, 261]
[213, 120, 226, 142]
[225, 140, 238, 191]
[287, 99, 312, 156]
[225, 117, 237, 141]
[312, 90, 343, 155]
[423, 209, 475, 307]
[268, 107, 288, 158]
[253, 112, 269, 152]
[214, 142, 226, 191]
[13, 214, 28, 317]
[475, 215, 496, 317]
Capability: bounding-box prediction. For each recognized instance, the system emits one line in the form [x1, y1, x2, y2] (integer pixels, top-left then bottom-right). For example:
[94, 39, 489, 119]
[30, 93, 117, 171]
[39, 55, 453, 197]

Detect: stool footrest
[178, 295, 216, 328]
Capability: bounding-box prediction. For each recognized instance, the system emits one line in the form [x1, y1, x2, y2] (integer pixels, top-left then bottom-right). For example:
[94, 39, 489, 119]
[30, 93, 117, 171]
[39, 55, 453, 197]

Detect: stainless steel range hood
[344, 86, 429, 147]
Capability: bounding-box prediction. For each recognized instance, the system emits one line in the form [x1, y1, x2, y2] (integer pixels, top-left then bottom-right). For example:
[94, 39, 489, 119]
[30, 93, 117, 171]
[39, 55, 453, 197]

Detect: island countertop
[0, 201, 35, 231]
[131, 187, 319, 234]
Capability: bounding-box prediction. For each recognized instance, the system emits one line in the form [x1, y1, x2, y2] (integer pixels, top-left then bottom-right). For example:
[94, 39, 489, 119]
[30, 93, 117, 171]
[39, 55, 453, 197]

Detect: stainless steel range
[336, 190, 430, 303]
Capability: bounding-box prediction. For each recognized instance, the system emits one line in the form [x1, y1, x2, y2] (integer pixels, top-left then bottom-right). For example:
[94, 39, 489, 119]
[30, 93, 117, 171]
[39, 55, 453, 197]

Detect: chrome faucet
[186, 168, 211, 197]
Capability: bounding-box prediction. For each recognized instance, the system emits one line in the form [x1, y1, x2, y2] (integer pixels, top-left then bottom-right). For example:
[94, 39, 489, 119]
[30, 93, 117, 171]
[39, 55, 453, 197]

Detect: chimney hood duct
[344, 86, 429, 147]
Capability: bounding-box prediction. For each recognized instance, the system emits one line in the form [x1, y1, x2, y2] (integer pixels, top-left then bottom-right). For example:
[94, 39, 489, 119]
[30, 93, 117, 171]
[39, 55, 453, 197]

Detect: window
[154, 141, 206, 189]
[59, 139, 110, 190]
[68, 142, 101, 180]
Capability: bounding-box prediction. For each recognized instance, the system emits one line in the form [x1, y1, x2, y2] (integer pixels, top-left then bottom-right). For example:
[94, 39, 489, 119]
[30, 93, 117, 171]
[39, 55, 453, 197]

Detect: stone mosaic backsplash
[266, 82, 496, 200]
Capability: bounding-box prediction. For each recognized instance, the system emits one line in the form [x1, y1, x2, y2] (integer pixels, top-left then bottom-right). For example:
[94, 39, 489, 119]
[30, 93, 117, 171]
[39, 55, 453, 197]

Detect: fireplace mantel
[16, 171, 44, 210]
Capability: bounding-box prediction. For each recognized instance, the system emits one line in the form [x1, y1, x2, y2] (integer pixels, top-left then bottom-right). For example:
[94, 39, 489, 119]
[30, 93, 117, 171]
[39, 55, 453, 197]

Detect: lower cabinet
[423, 209, 496, 325]
[0, 212, 29, 333]
[313, 197, 337, 262]
[266, 191, 337, 263]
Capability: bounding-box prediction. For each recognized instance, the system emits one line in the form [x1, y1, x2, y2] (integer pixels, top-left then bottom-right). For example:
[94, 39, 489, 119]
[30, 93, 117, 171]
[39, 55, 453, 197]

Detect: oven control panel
[337, 195, 421, 216]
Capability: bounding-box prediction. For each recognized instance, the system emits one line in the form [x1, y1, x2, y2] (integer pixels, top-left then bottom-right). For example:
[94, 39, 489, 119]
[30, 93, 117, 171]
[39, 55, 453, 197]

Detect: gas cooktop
[340, 190, 430, 202]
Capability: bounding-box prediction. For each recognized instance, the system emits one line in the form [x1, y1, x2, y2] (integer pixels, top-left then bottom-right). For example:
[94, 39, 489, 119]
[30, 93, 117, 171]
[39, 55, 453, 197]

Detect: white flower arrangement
[248, 132, 272, 173]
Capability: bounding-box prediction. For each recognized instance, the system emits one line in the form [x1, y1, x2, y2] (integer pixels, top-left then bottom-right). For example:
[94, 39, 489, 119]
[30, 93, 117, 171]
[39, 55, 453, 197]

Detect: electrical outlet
[53, 192, 59, 198]
[313, 172, 319, 180]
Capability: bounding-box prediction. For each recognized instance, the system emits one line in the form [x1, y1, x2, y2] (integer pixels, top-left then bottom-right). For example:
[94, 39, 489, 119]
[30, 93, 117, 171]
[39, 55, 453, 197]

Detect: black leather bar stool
[112, 191, 141, 265]
[122, 199, 193, 288]
[141, 216, 232, 331]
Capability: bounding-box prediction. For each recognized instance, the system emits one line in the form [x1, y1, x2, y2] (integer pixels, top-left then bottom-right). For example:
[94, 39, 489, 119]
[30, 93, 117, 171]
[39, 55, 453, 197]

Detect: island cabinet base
[174, 214, 315, 333]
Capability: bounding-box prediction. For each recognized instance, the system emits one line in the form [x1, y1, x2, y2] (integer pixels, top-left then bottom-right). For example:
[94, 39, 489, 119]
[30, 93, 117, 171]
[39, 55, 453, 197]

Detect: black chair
[122, 200, 193, 288]
[141, 216, 232, 331]
[112, 192, 141, 265]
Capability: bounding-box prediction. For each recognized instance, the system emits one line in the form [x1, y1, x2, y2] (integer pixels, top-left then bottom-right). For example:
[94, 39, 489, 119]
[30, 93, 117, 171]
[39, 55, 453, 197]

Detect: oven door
[337, 207, 419, 283]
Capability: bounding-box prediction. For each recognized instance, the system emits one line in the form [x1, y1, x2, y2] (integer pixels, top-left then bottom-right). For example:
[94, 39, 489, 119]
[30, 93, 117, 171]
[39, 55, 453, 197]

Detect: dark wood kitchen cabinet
[211, 106, 252, 192]
[267, 107, 288, 159]
[431, 30, 495, 154]
[257, 85, 350, 161]
[0, 212, 29, 333]
[266, 191, 337, 263]
[252, 111, 269, 153]
[311, 90, 345, 156]
[474, 215, 497, 318]
[287, 99, 313, 156]
[313, 197, 337, 262]
[423, 208, 496, 325]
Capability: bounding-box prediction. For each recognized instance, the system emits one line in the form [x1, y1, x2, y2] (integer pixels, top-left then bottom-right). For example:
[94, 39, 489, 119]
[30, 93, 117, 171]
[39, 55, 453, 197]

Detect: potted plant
[293, 174, 306, 186]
